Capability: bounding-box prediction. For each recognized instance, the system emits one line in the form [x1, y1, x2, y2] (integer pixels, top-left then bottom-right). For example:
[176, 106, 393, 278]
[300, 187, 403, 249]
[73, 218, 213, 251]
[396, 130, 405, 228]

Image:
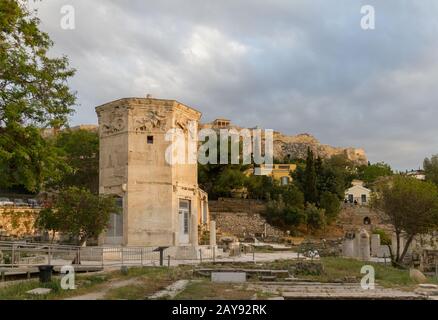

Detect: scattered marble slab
[246, 282, 427, 300]
[259, 276, 277, 282]
[415, 284, 438, 297]
[26, 288, 52, 295]
[211, 272, 246, 283]
[148, 280, 190, 300]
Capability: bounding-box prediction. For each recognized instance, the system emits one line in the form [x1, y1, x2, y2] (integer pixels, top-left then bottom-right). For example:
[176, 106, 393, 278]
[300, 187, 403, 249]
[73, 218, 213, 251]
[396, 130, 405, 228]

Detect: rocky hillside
[201, 119, 368, 165]
[273, 133, 367, 165]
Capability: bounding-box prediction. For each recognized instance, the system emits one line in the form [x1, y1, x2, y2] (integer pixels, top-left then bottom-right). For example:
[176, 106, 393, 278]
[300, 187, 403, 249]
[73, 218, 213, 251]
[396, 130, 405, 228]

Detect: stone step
[195, 268, 289, 277]
[246, 282, 426, 300]
[259, 276, 277, 281]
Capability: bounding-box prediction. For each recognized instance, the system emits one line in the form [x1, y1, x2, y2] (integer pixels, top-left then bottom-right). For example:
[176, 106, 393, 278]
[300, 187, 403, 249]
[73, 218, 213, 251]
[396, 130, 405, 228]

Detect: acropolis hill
[201, 119, 368, 165]
[51, 119, 368, 166]
[272, 132, 367, 165]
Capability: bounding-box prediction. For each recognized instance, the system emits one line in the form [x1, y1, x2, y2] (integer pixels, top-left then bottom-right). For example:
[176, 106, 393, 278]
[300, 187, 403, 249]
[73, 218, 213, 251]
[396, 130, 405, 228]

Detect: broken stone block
[259, 276, 277, 282]
[359, 229, 371, 261]
[211, 272, 246, 283]
[415, 284, 438, 297]
[409, 268, 428, 283]
[26, 288, 52, 295]
[285, 277, 299, 282]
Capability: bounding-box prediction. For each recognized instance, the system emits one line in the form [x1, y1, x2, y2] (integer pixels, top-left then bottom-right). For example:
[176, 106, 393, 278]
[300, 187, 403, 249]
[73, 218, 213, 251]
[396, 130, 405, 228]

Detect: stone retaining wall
[0, 209, 38, 238]
[209, 199, 284, 239]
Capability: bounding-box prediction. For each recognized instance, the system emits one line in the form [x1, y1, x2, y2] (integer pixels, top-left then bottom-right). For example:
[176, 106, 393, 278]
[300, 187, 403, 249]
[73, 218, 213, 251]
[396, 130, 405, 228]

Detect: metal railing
[0, 241, 246, 270]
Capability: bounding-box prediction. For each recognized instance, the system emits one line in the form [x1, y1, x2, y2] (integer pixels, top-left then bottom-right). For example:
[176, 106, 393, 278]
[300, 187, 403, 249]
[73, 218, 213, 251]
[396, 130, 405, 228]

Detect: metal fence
[0, 241, 252, 270]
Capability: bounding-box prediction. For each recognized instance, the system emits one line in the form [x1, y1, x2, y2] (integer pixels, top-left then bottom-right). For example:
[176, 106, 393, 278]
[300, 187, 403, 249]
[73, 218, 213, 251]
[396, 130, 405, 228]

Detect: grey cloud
[30, 0, 438, 170]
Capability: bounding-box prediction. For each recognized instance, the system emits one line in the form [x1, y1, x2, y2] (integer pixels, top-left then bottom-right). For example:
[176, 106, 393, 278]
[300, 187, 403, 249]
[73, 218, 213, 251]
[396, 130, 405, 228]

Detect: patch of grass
[175, 280, 257, 300]
[122, 266, 193, 281]
[201, 258, 438, 291]
[104, 284, 151, 300]
[104, 266, 195, 300]
[312, 257, 438, 289]
[0, 266, 193, 300]
[0, 274, 109, 300]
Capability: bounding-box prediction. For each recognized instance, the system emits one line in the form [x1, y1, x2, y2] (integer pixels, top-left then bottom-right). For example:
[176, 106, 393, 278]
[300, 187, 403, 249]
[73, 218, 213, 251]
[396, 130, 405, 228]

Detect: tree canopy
[424, 154, 438, 186]
[36, 187, 119, 246]
[0, 0, 76, 192]
[358, 162, 393, 186]
[372, 176, 438, 264]
[52, 129, 100, 194]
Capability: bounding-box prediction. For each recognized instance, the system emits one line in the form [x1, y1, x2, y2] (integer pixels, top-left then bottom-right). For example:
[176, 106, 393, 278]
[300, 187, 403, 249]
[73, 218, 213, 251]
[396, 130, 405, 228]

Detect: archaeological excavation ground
[1, 2, 438, 316]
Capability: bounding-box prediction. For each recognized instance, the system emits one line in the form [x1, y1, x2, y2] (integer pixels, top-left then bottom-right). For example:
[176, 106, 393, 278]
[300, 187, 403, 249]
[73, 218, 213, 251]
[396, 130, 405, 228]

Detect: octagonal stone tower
[96, 97, 209, 247]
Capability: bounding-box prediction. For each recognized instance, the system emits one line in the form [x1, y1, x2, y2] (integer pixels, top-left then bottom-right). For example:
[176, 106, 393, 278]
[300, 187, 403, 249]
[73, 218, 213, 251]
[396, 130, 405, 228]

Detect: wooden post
[199, 249, 202, 264]
[168, 255, 171, 268]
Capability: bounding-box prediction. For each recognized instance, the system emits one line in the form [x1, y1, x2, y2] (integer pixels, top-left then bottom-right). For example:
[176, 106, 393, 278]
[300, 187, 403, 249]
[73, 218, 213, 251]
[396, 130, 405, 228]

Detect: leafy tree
[372, 176, 438, 265]
[245, 175, 275, 200]
[53, 129, 99, 193]
[265, 195, 306, 230]
[0, 0, 76, 192]
[264, 183, 305, 230]
[317, 163, 351, 199]
[293, 152, 352, 206]
[198, 134, 251, 199]
[372, 228, 391, 246]
[212, 168, 247, 198]
[320, 191, 341, 222]
[37, 187, 120, 247]
[282, 205, 306, 227]
[0, 125, 67, 192]
[358, 162, 393, 186]
[280, 184, 305, 209]
[319, 154, 356, 197]
[424, 155, 438, 186]
[36, 206, 62, 243]
[305, 203, 326, 233]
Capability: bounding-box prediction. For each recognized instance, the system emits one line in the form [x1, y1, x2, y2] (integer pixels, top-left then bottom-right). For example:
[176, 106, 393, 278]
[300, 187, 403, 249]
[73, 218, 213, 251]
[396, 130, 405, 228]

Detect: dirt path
[147, 280, 191, 300]
[65, 278, 140, 300]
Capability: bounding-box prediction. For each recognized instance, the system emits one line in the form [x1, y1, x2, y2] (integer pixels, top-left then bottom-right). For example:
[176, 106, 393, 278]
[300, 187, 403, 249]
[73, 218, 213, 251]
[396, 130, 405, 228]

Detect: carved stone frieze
[101, 106, 126, 136]
[134, 110, 168, 133]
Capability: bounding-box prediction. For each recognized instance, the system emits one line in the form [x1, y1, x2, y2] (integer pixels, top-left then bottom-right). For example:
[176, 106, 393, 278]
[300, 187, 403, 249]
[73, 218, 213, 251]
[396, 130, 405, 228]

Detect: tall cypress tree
[304, 148, 318, 204]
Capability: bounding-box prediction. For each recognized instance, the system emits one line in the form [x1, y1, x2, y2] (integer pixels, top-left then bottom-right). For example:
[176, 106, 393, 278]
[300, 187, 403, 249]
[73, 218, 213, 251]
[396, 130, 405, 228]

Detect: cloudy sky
[30, 0, 438, 170]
